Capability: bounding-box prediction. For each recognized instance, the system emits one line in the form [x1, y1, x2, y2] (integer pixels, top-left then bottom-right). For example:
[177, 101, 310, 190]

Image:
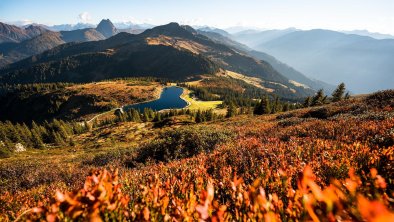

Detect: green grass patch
[181, 89, 222, 110]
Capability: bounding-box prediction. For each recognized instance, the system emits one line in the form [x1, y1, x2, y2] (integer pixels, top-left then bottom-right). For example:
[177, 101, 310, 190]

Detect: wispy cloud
[180, 18, 204, 26]
[118, 16, 154, 25]
[78, 12, 92, 23]
[8, 19, 34, 26]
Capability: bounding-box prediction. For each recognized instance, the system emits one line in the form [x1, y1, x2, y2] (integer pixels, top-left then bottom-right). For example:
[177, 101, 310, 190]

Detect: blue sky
[1, 0, 393, 34]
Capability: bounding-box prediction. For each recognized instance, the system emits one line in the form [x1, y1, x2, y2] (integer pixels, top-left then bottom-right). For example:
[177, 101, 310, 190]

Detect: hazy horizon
[1, 0, 394, 35]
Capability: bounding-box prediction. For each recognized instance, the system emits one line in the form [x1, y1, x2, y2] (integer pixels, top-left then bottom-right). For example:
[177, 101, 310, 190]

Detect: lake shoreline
[123, 86, 188, 112]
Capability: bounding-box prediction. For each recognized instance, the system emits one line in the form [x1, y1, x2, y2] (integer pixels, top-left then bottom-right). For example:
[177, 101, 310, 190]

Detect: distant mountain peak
[24, 24, 49, 35]
[142, 22, 197, 39]
[0, 22, 48, 43]
[96, 19, 118, 38]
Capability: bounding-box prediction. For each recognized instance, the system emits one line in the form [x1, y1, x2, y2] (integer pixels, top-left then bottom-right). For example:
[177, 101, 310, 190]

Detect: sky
[1, 0, 394, 34]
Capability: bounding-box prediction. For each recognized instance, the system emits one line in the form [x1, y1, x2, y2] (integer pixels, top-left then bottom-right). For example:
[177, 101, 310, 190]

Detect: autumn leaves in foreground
[21, 165, 393, 221]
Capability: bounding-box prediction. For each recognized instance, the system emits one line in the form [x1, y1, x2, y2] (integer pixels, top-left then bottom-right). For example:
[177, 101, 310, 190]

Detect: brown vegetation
[0, 91, 393, 220]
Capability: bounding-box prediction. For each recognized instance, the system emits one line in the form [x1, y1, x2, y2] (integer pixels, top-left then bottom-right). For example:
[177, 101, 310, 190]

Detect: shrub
[303, 107, 331, 119]
[366, 90, 394, 109]
[24, 169, 130, 221]
[22, 167, 394, 221]
[83, 150, 135, 167]
[135, 126, 235, 163]
[0, 148, 11, 158]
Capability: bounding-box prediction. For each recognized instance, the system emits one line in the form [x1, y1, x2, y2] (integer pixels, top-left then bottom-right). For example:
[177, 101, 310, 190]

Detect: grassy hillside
[181, 88, 223, 111]
[198, 29, 334, 92]
[0, 79, 163, 122]
[0, 90, 393, 221]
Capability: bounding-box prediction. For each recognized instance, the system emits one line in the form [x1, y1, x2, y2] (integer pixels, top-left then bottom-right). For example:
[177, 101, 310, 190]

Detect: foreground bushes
[366, 90, 394, 109]
[22, 166, 393, 221]
[135, 126, 236, 163]
[1, 92, 394, 221]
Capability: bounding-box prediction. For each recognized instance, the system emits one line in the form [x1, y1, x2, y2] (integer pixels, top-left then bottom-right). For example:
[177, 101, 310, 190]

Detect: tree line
[93, 108, 225, 128]
[303, 83, 349, 107]
[0, 119, 89, 157]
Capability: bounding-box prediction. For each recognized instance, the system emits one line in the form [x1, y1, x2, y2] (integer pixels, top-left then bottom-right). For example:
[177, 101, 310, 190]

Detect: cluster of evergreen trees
[0, 77, 165, 96]
[252, 95, 301, 115]
[179, 76, 305, 119]
[0, 120, 88, 157]
[179, 76, 304, 106]
[0, 82, 73, 95]
[94, 107, 225, 128]
[116, 108, 224, 123]
[303, 83, 350, 107]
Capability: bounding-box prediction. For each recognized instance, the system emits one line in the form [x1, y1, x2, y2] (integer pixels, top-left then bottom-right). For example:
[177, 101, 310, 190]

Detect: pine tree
[31, 129, 44, 149]
[272, 96, 282, 113]
[195, 110, 204, 123]
[303, 96, 312, 107]
[52, 119, 69, 139]
[16, 123, 32, 147]
[155, 112, 162, 122]
[131, 109, 141, 122]
[52, 131, 66, 146]
[332, 83, 346, 102]
[32, 121, 46, 139]
[143, 108, 150, 122]
[311, 89, 325, 106]
[226, 102, 237, 118]
[254, 98, 264, 115]
[254, 95, 271, 115]
[206, 109, 214, 121]
[149, 109, 156, 120]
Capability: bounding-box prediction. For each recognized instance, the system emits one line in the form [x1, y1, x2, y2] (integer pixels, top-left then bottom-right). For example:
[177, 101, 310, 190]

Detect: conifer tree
[272, 96, 282, 113]
[155, 112, 162, 122]
[226, 102, 237, 118]
[254, 95, 271, 115]
[254, 98, 264, 115]
[303, 96, 312, 107]
[332, 83, 346, 102]
[143, 108, 150, 122]
[195, 110, 203, 123]
[16, 123, 32, 147]
[130, 109, 141, 122]
[311, 89, 325, 106]
[52, 131, 66, 146]
[31, 129, 44, 149]
[206, 109, 214, 121]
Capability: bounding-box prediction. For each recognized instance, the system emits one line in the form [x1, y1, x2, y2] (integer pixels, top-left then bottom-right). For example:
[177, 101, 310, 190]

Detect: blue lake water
[123, 86, 188, 112]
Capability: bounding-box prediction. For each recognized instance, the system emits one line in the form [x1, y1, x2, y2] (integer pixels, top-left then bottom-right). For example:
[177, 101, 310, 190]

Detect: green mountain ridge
[0, 23, 315, 98]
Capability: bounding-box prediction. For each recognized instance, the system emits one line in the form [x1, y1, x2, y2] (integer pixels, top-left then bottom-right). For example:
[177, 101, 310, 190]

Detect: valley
[0, 2, 393, 220]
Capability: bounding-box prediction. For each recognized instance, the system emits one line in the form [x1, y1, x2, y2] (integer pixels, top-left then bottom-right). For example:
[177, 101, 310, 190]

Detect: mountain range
[197, 29, 335, 93]
[0, 22, 316, 99]
[341, 30, 394, 40]
[0, 23, 49, 43]
[235, 29, 394, 93]
[46, 21, 153, 31]
[2, 19, 391, 95]
[232, 28, 298, 47]
[0, 19, 119, 67]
